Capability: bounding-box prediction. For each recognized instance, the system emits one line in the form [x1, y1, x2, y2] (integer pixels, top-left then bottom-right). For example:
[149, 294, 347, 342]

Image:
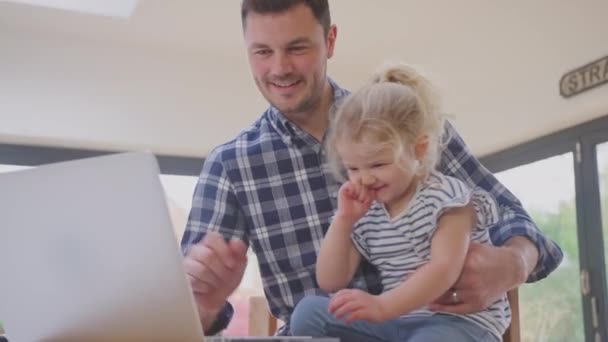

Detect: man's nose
[271, 52, 294, 75]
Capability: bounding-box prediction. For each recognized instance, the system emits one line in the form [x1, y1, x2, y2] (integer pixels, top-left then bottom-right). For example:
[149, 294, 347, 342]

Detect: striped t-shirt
[351, 171, 511, 340]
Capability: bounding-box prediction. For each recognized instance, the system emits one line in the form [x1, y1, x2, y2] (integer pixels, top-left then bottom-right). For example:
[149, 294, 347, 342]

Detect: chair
[249, 288, 520, 341]
[249, 296, 278, 336]
[502, 289, 520, 342]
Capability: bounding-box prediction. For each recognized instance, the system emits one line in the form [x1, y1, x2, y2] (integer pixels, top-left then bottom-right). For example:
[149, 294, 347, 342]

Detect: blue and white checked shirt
[181, 79, 563, 333]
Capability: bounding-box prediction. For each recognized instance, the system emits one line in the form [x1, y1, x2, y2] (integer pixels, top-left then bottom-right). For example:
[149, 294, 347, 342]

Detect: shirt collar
[267, 77, 349, 144]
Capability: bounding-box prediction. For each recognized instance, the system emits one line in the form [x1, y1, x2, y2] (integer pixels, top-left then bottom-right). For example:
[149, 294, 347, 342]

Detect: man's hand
[183, 231, 248, 324]
[328, 289, 387, 323]
[430, 238, 537, 314]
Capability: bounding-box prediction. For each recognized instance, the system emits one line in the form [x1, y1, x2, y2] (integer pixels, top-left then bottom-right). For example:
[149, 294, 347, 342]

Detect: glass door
[579, 135, 608, 341]
[595, 141, 608, 299]
[495, 152, 585, 341]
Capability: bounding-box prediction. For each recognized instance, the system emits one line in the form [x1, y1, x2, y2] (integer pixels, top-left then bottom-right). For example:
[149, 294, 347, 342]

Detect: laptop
[0, 152, 336, 342]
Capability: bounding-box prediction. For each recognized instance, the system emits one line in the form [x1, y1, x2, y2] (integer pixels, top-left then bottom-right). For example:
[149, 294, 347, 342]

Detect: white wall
[0, 29, 266, 157]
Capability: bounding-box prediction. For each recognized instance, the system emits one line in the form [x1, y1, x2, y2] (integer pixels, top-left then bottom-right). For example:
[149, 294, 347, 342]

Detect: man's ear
[326, 25, 337, 59]
[414, 135, 429, 162]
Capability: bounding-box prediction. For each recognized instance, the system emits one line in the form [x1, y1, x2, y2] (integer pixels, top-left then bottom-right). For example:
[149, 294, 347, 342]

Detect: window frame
[480, 114, 608, 342]
[0, 143, 203, 176]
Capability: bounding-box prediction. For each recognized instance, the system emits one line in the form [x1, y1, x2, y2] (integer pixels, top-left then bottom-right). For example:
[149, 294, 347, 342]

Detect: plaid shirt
[181, 79, 563, 333]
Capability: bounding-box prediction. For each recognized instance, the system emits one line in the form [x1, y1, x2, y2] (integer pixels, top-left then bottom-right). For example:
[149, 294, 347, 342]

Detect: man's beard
[274, 92, 317, 115]
[267, 81, 322, 116]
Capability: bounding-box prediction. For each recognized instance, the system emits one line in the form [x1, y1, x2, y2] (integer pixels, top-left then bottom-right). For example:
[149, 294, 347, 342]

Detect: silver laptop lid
[0, 152, 204, 341]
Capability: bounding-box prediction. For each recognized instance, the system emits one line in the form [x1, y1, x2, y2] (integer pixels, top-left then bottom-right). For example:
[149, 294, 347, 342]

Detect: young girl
[290, 63, 510, 342]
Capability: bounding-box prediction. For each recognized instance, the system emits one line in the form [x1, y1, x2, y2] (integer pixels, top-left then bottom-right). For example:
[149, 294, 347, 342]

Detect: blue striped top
[352, 171, 511, 340]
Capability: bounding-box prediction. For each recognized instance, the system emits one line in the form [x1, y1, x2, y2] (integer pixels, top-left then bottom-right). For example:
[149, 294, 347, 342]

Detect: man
[181, 0, 563, 337]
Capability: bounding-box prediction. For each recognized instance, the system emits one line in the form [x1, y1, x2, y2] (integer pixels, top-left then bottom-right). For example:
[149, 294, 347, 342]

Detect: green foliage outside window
[517, 165, 608, 341]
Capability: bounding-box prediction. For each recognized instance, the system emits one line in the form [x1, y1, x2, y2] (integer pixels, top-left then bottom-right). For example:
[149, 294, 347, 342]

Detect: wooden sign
[560, 55, 608, 98]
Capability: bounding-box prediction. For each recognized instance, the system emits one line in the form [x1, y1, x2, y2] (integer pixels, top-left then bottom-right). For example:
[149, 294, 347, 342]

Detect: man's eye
[255, 49, 271, 56]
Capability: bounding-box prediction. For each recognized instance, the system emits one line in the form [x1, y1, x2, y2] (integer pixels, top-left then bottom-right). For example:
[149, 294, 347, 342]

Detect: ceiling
[1, 0, 607, 157]
[2, 0, 139, 18]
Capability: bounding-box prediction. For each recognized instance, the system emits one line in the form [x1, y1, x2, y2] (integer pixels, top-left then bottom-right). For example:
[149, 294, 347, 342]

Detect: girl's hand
[328, 289, 387, 323]
[336, 181, 375, 225]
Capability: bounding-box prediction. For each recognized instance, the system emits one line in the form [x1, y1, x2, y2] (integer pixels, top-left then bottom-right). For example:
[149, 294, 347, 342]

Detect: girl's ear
[414, 135, 429, 161]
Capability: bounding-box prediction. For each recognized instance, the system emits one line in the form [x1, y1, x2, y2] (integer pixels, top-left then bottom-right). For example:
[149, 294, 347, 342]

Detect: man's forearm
[490, 209, 563, 281]
[504, 236, 540, 287]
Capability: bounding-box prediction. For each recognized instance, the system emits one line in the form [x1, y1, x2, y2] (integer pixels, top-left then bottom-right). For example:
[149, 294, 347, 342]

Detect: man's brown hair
[241, 0, 331, 36]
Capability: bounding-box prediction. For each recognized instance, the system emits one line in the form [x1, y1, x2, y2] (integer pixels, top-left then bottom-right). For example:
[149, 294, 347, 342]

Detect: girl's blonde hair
[327, 62, 444, 180]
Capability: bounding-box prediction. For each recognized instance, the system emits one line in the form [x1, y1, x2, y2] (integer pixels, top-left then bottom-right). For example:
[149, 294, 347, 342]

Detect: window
[482, 115, 608, 341]
[159, 174, 263, 336]
[596, 142, 608, 289]
[159, 174, 199, 241]
[495, 153, 584, 341]
[0, 164, 31, 173]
